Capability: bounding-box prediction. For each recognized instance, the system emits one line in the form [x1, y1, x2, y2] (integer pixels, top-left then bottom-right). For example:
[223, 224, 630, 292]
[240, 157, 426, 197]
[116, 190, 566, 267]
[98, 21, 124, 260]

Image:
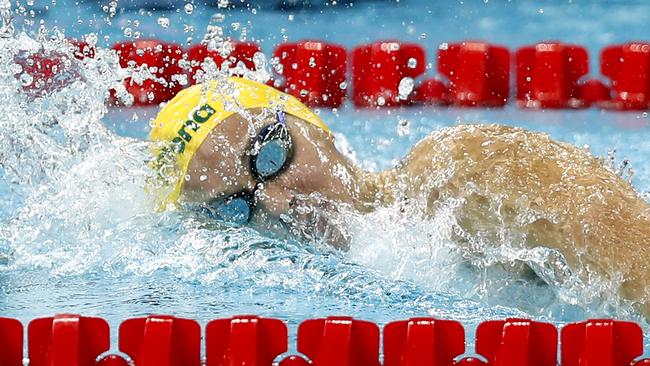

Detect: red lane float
[601, 42, 650, 110]
[8, 315, 650, 365]
[28, 314, 110, 366]
[516, 42, 591, 109]
[112, 39, 184, 105]
[298, 316, 380, 366]
[120, 315, 201, 366]
[352, 41, 426, 107]
[413, 78, 451, 105]
[98, 38, 650, 110]
[477, 318, 557, 366]
[433, 41, 509, 107]
[383, 317, 464, 366]
[206, 315, 287, 366]
[0, 317, 22, 366]
[578, 79, 612, 107]
[187, 41, 261, 84]
[561, 319, 645, 366]
[273, 41, 347, 108]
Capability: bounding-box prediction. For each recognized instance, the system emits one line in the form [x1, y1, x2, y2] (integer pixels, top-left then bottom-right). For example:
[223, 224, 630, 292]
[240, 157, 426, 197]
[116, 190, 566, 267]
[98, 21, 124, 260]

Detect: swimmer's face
[182, 109, 360, 246]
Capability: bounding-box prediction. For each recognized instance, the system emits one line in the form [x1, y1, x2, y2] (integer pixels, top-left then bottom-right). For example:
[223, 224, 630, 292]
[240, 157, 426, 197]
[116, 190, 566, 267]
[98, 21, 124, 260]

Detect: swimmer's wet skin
[150, 77, 650, 318]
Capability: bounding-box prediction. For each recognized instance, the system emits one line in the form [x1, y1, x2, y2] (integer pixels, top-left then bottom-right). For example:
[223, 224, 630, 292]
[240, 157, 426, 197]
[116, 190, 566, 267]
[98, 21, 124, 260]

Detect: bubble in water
[396, 119, 410, 136]
[211, 13, 225, 23]
[20, 72, 33, 86]
[157, 17, 170, 28]
[184, 3, 193, 14]
[85, 32, 97, 46]
[271, 57, 284, 74]
[26, 0, 34, 5]
[377, 96, 386, 106]
[123, 27, 133, 38]
[217, 0, 228, 8]
[398, 77, 414, 100]
[199, 175, 207, 181]
[0, 0, 14, 38]
[10, 63, 22, 74]
[308, 57, 316, 68]
[407, 57, 417, 69]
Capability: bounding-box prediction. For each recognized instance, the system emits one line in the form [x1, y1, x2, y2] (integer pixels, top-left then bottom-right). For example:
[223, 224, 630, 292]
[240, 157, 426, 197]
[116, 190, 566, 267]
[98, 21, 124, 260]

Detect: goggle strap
[277, 111, 286, 125]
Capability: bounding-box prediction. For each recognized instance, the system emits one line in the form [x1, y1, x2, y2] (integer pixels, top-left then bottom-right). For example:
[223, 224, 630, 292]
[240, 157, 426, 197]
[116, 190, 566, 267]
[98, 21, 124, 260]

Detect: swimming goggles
[199, 111, 294, 225]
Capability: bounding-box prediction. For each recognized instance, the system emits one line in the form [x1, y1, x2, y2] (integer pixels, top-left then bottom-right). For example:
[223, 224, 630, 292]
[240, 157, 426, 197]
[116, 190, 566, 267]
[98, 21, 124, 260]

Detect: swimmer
[149, 77, 650, 317]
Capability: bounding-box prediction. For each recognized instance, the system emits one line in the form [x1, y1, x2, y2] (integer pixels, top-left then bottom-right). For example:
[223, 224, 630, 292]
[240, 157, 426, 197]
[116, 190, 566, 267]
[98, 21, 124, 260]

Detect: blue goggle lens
[254, 139, 289, 179]
[204, 196, 253, 225]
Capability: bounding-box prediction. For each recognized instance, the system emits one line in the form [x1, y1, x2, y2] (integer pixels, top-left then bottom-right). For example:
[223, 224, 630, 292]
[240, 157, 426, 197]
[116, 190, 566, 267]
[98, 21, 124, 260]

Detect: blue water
[2, 0, 650, 353]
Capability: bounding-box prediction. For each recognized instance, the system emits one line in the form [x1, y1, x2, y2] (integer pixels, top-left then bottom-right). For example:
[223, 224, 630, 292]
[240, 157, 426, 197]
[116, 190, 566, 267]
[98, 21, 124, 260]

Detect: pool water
[1, 0, 650, 350]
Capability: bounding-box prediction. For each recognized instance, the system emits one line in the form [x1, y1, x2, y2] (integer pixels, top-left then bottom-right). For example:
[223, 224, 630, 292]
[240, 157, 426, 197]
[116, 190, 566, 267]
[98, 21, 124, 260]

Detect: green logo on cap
[171, 103, 216, 154]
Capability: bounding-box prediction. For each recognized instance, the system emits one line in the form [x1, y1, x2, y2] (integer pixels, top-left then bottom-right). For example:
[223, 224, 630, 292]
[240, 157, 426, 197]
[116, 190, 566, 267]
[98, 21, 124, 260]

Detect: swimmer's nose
[255, 182, 293, 216]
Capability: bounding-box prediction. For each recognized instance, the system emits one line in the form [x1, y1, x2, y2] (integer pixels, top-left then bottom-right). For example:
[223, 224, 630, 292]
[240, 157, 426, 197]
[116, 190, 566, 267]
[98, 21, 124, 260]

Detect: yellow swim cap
[149, 77, 330, 208]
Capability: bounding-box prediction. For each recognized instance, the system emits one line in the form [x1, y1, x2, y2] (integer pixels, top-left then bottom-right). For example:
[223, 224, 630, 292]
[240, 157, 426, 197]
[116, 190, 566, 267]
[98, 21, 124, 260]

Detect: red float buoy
[273, 40, 347, 108]
[112, 39, 185, 105]
[351, 41, 426, 107]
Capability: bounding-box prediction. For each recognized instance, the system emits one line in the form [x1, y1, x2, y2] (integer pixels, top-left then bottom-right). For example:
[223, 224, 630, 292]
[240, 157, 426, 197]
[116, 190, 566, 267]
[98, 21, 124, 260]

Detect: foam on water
[0, 2, 650, 350]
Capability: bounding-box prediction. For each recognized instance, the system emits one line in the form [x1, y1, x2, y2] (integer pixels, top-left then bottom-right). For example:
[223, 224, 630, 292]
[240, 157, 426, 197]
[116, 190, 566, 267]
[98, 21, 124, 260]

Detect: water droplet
[377, 96, 386, 106]
[199, 175, 207, 181]
[252, 51, 266, 69]
[291, 63, 298, 70]
[20, 72, 33, 86]
[123, 27, 133, 38]
[396, 119, 410, 136]
[157, 17, 170, 28]
[308, 57, 316, 68]
[211, 13, 225, 23]
[288, 14, 294, 21]
[407, 57, 417, 69]
[85, 32, 97, 46]
[273, 62, 284, 75]
[339, 81, 347, 89]
[217, 0, 228, 8]
[0, 0, 14, 38]
[398, 77, 414, 100]
[10, 63, 22, 74]
[184, 3, 193, 14]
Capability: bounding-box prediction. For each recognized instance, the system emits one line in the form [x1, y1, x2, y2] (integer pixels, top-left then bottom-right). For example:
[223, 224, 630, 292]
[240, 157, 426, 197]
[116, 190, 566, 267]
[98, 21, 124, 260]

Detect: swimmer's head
[149, 77, 330, 207]
[149, 77, 367, 244]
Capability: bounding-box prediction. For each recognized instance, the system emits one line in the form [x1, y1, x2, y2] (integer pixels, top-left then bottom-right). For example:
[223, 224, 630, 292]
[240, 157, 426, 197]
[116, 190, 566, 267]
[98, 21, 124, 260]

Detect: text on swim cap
[171, 104, 217, 154]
